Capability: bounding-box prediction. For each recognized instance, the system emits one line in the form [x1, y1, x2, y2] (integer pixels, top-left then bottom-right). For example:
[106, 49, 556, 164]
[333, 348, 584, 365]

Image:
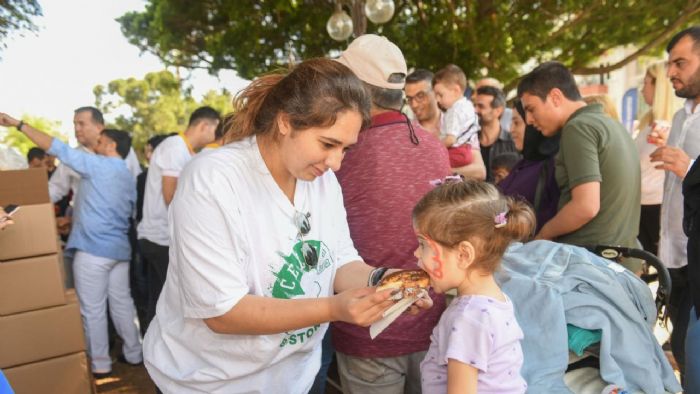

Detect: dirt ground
[95, 362, 154, 394]
[95, 355, 343, 394]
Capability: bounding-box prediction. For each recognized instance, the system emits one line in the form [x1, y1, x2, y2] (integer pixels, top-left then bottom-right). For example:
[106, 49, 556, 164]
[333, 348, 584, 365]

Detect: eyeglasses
[405, 90, 430, 105]
[294, 211, 318, 269]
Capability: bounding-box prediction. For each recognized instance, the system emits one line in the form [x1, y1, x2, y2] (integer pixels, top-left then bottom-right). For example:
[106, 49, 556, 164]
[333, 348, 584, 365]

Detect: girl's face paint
[414, 233, 444, 280]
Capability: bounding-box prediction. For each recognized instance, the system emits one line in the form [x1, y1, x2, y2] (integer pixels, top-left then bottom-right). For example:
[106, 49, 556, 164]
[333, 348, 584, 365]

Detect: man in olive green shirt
[517, 62, 641, 270]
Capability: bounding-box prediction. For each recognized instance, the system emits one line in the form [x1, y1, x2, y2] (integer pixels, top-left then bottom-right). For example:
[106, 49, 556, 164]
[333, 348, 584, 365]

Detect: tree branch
[571, 6, 700, 75]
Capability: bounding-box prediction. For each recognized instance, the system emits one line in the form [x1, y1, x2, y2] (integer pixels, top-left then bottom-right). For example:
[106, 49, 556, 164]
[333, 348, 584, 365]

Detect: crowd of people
[2, 24, 700, 394]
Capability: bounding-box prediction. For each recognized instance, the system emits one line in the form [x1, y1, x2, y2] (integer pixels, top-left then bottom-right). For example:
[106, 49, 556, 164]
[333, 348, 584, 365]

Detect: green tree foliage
[93, 70, 231, 155]
[0, 0, 41, 52]
[0, 115, 65, 156]
[118, 0, 700, 89]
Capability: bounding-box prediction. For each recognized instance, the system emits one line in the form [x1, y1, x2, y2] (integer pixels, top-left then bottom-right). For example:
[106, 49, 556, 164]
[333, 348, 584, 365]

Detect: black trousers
[669, 266, 691, 379]
[639, 204, 661, 256]
[138, 239, 169, 331]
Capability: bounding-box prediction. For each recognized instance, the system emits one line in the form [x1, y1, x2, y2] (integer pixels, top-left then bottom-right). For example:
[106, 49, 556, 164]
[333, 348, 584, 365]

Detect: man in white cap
[328, 34, 450, 394]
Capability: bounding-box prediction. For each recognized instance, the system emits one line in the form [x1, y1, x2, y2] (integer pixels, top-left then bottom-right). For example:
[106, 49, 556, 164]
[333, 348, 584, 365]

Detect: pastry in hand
[377, 270, 430, 301]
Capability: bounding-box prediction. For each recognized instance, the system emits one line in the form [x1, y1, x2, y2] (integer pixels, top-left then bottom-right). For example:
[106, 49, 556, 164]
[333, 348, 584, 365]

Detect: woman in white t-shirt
[635, 62, 683, 256]
[143, 58, 432, 393]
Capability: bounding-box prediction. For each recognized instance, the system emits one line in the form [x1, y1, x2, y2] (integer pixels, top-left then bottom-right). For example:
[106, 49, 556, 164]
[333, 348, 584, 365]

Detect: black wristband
[368, 267, 389, 287]
[16, 121, 24, 132]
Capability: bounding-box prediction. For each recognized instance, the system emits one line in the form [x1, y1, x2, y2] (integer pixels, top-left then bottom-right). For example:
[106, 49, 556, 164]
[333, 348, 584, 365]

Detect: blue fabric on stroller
[496, 240, 681, 393]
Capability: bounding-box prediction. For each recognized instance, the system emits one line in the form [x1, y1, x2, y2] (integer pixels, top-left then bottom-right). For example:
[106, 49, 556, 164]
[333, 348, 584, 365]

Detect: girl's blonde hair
[412, 179, 536, 273]
[638, 61, 683, 131]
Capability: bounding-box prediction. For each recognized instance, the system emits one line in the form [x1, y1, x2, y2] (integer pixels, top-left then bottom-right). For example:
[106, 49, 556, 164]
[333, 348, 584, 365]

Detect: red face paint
[416, 233, 444, 280]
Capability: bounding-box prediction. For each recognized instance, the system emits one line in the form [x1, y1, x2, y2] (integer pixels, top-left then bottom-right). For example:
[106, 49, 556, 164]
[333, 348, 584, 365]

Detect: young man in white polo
[137, 106, 220, 328]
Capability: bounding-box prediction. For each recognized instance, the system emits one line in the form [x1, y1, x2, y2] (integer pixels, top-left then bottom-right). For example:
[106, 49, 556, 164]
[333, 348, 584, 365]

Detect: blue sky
[0, 0, 249, 141]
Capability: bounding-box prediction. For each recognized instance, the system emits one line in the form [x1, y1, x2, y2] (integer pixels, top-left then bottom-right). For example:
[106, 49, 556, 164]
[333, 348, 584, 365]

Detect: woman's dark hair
[224, 58, 371, 143]
[513, 99, 560, 161]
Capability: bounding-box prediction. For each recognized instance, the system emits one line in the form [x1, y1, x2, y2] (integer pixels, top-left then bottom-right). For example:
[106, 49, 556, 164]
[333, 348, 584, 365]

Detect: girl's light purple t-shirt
[420, 295, 527, 394]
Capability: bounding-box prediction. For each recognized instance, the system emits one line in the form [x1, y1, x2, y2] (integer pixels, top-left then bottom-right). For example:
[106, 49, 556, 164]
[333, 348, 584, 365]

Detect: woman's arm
[333, 260, 375, 293]
[204, 287, 396, 335]
[447, 358, 478, 394]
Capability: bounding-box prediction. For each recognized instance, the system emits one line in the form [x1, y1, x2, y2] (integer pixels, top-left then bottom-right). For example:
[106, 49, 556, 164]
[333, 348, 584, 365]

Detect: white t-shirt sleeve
[170, 165, 250, 319]
[48, 162, 75, 203]
[126, 148, 143, 178]
[154, 138, 190, 178]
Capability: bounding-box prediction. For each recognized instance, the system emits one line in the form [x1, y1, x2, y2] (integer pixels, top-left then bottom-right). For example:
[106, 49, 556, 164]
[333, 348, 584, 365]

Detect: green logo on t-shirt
[271, 240, 331, 299]
[271, 239, 332, 348]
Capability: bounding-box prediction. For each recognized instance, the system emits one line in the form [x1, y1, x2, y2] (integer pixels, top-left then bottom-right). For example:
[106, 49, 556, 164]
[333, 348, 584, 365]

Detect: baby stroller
[561, 245, 675, 393]
[584, 245, 671, 326]
[497, 240, 681, 394]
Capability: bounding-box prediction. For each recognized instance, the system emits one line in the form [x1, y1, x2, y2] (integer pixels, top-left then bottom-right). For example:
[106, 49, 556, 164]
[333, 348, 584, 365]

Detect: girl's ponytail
[502, 197, 537, 242]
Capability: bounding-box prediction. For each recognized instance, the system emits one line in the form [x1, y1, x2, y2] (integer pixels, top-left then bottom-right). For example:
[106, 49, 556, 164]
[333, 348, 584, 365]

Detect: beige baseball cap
[336, 34, 407, 90]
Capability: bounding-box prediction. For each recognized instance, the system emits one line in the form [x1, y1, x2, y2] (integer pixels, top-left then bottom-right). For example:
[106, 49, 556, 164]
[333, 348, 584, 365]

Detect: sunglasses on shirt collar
[294, 211, 318, 269]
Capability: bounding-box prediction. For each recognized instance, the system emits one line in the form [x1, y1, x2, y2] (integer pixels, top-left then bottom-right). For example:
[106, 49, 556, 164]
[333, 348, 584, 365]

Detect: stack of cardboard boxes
[0, 169, 94, 394]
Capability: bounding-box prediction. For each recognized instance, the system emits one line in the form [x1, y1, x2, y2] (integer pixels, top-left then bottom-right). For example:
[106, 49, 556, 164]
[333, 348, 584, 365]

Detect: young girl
[414, 179, 535, 393]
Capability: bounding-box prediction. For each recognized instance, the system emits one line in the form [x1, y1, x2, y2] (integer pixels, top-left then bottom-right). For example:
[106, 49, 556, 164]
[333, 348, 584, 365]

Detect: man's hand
[646, 121, 671, 147]
[0, 113, 20, 128]
[56, 216, 72, 236]
[650, 146, 691, 179]
[0, 207, 14, 231]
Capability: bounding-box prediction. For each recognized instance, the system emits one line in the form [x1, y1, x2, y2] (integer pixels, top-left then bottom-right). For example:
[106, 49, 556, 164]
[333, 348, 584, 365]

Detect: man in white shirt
[48, 106, 141, 288]
[137, 106, 220, 328]
[650, 26, 700, 381]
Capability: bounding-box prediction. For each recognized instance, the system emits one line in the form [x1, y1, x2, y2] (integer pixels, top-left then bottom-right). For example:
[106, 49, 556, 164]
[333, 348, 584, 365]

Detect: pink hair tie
[494, 211, 508, 228]
[429, 175, 463, 187]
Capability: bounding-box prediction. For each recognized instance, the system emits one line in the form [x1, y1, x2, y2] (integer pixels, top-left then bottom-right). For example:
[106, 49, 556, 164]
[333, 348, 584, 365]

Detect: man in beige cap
[328, 34, 450, 394]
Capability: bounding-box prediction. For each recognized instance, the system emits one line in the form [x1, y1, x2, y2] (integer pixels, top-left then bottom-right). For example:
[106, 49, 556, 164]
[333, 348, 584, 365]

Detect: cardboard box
[0, 254, 65, 316]
[0, 301, 85, 368]
[0, 203, 58, 261]
[0, 169, 50, 206]
[3, 352, 94, 394]
[0, 169, 58, 261]
[65, 288, 77, 304]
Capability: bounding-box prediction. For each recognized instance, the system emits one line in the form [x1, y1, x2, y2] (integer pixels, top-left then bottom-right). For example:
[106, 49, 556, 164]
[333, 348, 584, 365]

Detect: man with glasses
[405, 69, 442, 138]
[331, 34, 450, 394]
